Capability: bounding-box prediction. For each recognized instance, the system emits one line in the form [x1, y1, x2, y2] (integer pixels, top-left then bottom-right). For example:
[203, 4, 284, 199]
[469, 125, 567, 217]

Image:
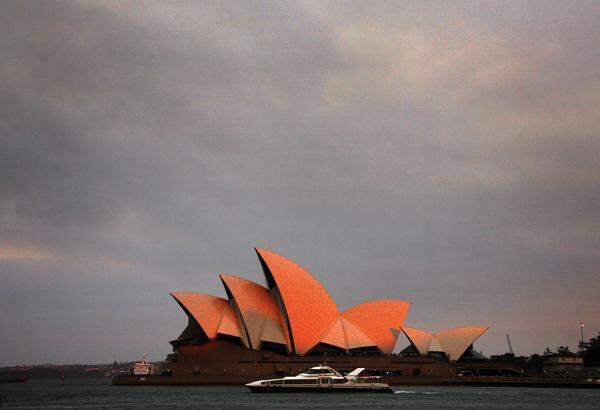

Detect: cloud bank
[1, 0, 599, 365]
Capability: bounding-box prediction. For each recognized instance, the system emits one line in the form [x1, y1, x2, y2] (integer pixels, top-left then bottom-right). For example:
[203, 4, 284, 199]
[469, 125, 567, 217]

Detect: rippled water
[1, 379, 599, 409]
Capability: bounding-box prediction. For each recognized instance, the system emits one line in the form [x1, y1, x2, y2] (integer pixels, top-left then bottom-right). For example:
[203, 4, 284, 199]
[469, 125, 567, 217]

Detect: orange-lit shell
[255, 247, 339, 355]
[434, 326, 489, 361]
[342, 299, 410, 354]
[401, 326, 433, 355]
[220, 274, 289, 350]
[170, 292, 242, 340]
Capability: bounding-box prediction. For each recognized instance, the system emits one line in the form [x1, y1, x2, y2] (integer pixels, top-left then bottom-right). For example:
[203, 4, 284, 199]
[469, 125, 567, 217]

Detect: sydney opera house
[119, 248, 499, 385]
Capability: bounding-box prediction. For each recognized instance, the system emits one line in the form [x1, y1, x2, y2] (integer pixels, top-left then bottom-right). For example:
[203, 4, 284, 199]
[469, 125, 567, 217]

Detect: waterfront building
[543, 357, 585, 378]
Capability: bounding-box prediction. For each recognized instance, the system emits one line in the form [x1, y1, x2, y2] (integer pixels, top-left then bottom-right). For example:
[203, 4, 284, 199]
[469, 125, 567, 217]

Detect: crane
[506, 333, 515, 356]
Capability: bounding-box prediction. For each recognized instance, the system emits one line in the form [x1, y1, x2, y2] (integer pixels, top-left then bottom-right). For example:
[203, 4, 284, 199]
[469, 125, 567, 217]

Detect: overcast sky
[1, 0, 599, 366]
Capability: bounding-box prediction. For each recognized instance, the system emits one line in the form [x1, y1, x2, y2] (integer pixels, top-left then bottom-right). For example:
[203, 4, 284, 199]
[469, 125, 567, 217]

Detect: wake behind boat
[246, 365, 392, 393]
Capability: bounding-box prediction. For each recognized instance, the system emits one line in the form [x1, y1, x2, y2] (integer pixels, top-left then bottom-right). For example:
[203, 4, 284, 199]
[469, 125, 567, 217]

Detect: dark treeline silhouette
[489, 331, 600, 375]
[581, 332, 600, 366]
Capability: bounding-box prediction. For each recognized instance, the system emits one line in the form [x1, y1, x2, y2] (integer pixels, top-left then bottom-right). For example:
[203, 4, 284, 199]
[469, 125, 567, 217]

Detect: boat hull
[247, 385, 393, 393]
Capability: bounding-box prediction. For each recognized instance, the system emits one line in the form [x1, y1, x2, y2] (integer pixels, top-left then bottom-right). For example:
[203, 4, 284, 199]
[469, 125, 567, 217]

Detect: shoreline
[112, 375, 600, 389]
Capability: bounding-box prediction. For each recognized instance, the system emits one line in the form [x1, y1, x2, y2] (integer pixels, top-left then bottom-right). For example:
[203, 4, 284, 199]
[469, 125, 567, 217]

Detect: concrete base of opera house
[113, 341, 520, 387]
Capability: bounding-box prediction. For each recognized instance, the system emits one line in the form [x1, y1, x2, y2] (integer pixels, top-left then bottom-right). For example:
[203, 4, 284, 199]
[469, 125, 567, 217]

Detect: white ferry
[246, 365, 392, 393]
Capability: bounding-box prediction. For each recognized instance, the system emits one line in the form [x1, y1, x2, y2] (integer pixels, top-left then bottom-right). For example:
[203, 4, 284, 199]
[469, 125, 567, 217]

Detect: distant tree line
[581, 331, 600, 366]
[489, 331, 600, 375]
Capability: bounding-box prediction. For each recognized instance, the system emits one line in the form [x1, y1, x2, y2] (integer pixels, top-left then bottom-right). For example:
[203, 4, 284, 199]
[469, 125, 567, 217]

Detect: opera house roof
[400, 326, 489, 361]
[170, 247, 487, 361]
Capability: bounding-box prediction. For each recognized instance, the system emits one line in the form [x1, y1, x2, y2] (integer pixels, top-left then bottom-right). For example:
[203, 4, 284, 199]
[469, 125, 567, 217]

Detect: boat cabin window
[305, 368, 334, 375]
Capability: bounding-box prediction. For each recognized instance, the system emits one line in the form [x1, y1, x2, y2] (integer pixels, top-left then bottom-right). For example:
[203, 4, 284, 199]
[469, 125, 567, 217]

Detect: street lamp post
[580, 322, 584, 353]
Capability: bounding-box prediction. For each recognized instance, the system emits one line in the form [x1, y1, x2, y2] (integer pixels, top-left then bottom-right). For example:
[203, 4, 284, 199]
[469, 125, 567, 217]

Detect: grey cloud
[1, 0, 599, 365]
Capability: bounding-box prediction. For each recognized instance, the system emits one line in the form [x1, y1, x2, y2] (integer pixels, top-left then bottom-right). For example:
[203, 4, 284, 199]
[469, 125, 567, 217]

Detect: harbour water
[1, 379, 599, 409]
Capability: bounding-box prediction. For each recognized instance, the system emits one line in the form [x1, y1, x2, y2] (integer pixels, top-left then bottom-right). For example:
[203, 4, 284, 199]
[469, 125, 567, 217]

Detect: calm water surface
[1, 379, 599, 409]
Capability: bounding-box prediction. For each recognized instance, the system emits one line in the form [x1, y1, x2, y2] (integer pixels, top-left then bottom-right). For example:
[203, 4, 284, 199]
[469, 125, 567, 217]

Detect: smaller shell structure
[219, 274, 289, 350]
[170, 292, 241, 339]
[400, 326, 489, 361]
[342, 300, 411, 354]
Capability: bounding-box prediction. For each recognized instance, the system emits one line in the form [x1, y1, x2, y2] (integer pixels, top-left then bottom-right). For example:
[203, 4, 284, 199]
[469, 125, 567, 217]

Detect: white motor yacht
[246, 365, 392, 393]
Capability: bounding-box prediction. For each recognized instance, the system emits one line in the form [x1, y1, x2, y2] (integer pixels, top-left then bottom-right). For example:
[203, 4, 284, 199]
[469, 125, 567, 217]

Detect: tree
[582, 332, 600, 366]
[556, 345, 574, 357]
